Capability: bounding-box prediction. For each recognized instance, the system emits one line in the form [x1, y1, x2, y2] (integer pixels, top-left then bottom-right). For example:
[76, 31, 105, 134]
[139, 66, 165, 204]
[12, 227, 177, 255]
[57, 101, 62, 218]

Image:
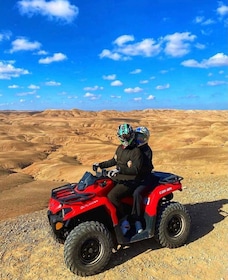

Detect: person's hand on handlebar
[107, 167, 120, 178]
[92, 163, 100, 171]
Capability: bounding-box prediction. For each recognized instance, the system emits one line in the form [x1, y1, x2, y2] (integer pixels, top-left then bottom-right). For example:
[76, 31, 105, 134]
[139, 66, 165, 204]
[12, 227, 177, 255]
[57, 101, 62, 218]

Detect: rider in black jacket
[93, 123, 143, 219]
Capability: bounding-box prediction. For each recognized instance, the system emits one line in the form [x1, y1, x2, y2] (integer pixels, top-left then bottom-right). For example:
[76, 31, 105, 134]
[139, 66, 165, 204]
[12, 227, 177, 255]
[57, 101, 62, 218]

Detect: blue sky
[0, 0, 228, 111]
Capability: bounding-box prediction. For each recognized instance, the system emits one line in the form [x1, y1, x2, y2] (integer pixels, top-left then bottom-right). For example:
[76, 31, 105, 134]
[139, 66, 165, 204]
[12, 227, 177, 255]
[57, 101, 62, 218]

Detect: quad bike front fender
[62, 196, 119, 225]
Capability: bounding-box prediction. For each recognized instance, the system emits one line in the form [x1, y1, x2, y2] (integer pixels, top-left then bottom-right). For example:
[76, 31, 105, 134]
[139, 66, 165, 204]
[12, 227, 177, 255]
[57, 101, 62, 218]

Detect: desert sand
[0, 109, 227, 280]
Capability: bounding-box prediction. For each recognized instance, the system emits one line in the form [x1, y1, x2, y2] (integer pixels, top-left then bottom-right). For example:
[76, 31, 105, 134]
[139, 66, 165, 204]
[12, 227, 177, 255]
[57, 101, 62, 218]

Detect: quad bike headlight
[55, 222, 64, 230]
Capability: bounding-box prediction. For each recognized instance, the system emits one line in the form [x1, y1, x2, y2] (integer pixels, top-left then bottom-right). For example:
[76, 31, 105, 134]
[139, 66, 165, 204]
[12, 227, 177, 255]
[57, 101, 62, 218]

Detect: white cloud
[217, 2, 228, 16]
[84, 92, 93, 97]
[10, 37, 41, 53]
[193, 16, 215, 25]
[45, 80, 61, 86]
[36, 50, 48, 55]
[130, 69, 142, 74]
[140, 80, 149, 84]
[100, 32, 198, 61]
[133, 97, 142, 101]
[39, 52, 67, 64]
[124, 87, 143, 93]
[8, 84, 20, 89]
[155, 83, 170, 90]
[110, 95, 121, 99]
[99, 49, 122, 61]
[113, 35, 134, 46]
[0, 31, 12, 42]
[160, 70, 168, 74]
[99, 35, 161, 61]
[17, 90, 36, 96]
[146, 95, 155, 100]
[67, 95, 78, 99]
[200, 29, 213, 36]
[201, 19, 215, 25]
[207, 80, 228, 86]
[18, 0, 79, 23]
[194, 16, 204, 24]
[28, 84, 40, 89]
[195, 43, 206, 50]
[0, 61, 29, 79]
[84, 92, 100, 100]
[111, 80, 123, 86]
[163, 32, 196, 57]
[181, 59, 203, 68]
[120, 38, 161, 57]
[181, 53, 228, 68]
[83, 85, 104, 91]
[102, 74, 116, 80]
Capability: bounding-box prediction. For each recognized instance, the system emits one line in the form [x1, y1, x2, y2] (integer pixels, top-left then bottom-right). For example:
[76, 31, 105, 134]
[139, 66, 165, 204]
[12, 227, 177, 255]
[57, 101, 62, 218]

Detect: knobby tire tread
[64, 221, 113, 276]
[155, 202, 191, 248]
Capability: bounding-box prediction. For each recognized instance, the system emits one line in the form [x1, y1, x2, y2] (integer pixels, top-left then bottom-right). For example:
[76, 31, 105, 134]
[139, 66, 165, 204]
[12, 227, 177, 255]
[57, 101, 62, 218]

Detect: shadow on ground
[186, 198, 228, 243]
[106, 199, 228, 270]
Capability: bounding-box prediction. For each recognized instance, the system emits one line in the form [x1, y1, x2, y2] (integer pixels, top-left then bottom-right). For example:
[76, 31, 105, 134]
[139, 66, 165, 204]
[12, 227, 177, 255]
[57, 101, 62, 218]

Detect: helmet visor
[136, 133, 146, 146]
[120, 133, 131, 140]
[118, 134, 134, 147]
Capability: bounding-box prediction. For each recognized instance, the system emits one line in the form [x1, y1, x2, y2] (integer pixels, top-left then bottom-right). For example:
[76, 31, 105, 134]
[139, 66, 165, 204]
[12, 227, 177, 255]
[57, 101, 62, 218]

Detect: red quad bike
[47, 168, 191, 277]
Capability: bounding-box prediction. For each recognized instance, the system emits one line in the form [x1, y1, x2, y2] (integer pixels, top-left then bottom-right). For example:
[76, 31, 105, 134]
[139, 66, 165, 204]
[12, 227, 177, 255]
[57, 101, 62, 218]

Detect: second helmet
[135, 126, 150, 147]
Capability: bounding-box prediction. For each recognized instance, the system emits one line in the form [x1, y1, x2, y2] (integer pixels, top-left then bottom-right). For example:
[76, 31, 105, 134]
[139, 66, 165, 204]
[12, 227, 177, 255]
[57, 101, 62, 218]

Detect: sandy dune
[0, 109, 227, 279]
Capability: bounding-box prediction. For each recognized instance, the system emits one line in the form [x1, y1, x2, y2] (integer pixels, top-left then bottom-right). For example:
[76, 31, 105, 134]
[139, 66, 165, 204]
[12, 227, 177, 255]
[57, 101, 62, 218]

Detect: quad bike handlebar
[95, 168, 108, 178]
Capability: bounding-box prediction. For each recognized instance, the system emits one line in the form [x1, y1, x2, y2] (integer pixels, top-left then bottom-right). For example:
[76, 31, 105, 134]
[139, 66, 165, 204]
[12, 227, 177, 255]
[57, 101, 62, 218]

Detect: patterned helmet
[135, 126, 150, 147]
[117, 123, 135, 148]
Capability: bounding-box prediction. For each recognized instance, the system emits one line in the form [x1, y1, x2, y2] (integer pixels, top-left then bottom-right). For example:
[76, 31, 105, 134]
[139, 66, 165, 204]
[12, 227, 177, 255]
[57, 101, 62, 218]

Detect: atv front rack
[51, 183, 95, 204]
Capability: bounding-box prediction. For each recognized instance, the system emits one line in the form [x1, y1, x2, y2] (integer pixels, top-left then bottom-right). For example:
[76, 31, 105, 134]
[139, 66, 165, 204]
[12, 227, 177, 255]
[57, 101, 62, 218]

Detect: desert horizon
[0, 108, 227, 280]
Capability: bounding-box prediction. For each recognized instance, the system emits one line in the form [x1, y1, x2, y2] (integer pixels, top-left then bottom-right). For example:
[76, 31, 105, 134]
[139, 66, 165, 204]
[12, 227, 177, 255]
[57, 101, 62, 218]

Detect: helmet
[117, 123, 135, 148]
[135, 126, 150, 147]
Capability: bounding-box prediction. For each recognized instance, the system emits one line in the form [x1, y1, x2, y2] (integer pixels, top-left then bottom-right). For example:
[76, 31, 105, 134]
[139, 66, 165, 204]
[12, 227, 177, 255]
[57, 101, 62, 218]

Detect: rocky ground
[0, 175, 227, 280]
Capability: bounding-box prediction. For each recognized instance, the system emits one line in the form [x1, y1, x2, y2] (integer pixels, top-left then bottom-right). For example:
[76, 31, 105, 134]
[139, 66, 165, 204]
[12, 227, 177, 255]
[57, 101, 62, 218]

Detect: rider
[131, 126, 156, 233]
[93, 123, 143, 222]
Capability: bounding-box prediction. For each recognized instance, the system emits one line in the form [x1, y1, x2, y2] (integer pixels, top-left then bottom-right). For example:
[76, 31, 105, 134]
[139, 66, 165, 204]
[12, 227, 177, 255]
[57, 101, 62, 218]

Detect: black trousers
[107, 181, 137, 219]
[131, 174, 159, 219]
[131, 184, 148, 218]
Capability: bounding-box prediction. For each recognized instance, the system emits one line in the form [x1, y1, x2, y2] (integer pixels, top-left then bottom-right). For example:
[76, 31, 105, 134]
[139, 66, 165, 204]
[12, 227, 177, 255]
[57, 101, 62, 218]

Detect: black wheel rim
[167, 215, 183, 237]
[80, 238, 102, 264]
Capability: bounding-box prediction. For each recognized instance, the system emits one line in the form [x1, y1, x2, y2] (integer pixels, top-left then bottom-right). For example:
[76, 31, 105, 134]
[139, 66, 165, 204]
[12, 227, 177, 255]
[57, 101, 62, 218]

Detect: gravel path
[0, 175, 228, 280]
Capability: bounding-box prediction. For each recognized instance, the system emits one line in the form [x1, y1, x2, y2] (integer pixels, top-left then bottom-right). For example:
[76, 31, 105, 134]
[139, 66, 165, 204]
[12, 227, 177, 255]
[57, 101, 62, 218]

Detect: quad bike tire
[64, 221, 113, 276]
[155, 202, 191, 248]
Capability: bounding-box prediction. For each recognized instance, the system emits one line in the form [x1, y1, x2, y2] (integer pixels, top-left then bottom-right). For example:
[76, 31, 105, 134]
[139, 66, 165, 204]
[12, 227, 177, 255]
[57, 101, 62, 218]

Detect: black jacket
[139, 143, 154, 177]
[99, 144, 143, 182]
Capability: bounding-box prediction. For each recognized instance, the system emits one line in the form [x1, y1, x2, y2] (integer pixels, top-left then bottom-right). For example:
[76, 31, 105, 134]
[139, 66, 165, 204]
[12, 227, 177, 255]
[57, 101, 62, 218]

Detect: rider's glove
[92, 163, 100, 171]
[107, 168, 120, 178]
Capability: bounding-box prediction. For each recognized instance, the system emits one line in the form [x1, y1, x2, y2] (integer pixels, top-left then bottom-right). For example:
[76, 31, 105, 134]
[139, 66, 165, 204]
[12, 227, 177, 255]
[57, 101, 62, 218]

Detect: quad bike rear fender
[144, 182, 182, 216]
